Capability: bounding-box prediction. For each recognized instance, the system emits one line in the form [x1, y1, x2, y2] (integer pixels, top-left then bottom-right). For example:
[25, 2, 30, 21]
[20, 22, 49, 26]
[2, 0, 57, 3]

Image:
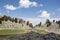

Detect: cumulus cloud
[38, 11, 51, 18]
[4, 5, 17, 11]
[4, 0, 38, 10]
[19, 0, 37, 8]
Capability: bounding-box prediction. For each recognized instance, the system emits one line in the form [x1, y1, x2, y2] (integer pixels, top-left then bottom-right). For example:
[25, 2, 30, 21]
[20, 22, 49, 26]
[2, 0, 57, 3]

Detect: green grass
[0, 29, 25, 35]
[34, 29, 49, 34]
[34, 29, 60, 38]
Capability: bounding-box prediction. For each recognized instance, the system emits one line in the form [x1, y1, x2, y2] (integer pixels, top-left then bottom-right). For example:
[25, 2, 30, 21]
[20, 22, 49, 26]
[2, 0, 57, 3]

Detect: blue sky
[0, 0, 60, 25]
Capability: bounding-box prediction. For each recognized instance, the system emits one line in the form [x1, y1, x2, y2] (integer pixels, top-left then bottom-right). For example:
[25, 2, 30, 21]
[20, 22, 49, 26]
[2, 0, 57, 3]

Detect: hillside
[0, 15, 60, 34]
[34, 20, 60, 34]
[0, 15, 60, 40]
[0, 15, 33, 34]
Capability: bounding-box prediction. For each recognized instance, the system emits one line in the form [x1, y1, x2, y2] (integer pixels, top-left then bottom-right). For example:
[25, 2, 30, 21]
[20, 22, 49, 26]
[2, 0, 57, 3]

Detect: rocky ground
[0, 31, 60, 40]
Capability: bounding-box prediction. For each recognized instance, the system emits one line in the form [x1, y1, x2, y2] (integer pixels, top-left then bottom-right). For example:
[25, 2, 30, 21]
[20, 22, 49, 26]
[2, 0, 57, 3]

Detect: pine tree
[46, 19, 51, 27]
[56, 20, 60, 27]
[26, 21, 29, 25]
[0, 20, 2, 24]
[29, 23, 33, 28]
[53, 20, 55, 22]
[38, 22, 42, 26]
[15, 18, 18, 23]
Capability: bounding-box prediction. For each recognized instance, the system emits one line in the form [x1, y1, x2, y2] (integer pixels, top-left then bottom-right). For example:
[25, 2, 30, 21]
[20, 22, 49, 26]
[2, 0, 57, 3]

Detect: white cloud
[4, 0, 38, 10]
[38, 11, 51, 18]
[4, 5, 17, 11]
[19, 0, 37, 8]
[31, 2, 37, 7]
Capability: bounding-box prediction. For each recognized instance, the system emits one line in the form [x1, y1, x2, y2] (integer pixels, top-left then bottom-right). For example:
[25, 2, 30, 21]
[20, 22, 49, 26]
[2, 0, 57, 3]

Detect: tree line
[0, 15, 33, 28]
[0, 15, 60, 28]
[35, 19, 60, 27]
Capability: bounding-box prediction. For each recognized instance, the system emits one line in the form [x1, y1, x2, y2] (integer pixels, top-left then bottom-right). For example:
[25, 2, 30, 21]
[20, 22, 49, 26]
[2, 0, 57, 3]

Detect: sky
[0, 0, 60, 25]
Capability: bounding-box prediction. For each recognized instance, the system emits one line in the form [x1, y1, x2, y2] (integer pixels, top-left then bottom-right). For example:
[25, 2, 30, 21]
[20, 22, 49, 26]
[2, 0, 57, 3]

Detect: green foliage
[29, 23, 33, 28]
[38, 22, 42, 26]
[46, 19, 51, 27]
[0, 15, 26, 24]
[1, 15, 8, 21]
[53, 20, 55, 22]
[56, 20, 60, 27]
[19, 19, 23, 23]
[0, 20, 2, 24]
[15, 18, 18, 23]
[26, 21, 29, 25]
[57, 20, 60, 25]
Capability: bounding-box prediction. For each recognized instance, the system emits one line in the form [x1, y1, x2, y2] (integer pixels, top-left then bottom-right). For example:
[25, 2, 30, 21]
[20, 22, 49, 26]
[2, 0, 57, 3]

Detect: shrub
[19, 19, 23, 23]
[0, 20, 2, 24]
[46, 19, 51, 27]
[53, 20, 55, 22]
[38, 22, 42, 26]
[26, 21, 29, 25]
[29, 23, 33, 28]
[56, 20, 60, 27]
[15, 18, 18, 23]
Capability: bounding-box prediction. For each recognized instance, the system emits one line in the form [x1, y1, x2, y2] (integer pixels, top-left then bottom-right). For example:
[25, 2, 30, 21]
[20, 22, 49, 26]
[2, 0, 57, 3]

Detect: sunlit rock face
[0, 31, 60, 40]
[0, 20, 32, 30]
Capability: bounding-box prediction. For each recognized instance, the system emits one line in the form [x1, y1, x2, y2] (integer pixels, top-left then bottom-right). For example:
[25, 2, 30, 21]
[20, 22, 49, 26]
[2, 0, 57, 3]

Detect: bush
[15, 18, 18, 23]
[19, 19, 23, 23]
[26, 21, 29, 25]
[53, 20, 55, 22]
[0, 20, 2, 24]
[29, 23, 33, 28]
[46, 19, 51, 27]
[38, 22, 42, 26]
[56, 20, 60, 27]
